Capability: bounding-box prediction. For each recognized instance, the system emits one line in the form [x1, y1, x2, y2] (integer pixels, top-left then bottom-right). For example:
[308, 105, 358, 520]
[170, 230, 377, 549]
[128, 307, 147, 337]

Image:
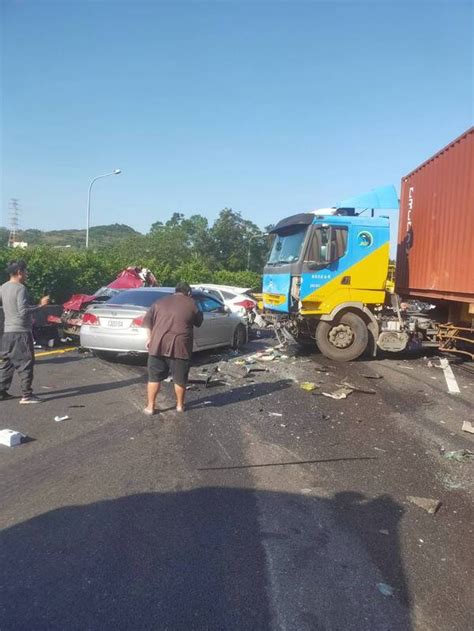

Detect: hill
[0, 223, 141, 248]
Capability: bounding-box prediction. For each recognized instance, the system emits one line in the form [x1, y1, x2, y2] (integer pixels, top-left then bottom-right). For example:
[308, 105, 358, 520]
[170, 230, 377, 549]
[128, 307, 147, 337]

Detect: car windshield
[107, 290, 170, 308]
[267, 226, 308, 264]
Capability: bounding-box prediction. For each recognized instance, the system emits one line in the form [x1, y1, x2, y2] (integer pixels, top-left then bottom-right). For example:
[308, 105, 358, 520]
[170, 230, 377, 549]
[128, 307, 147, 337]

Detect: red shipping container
[396, 127, 474, 303]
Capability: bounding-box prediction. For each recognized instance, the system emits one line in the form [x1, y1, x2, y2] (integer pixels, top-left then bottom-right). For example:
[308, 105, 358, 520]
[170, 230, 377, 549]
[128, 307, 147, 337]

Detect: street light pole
[86, 169, 121, 248]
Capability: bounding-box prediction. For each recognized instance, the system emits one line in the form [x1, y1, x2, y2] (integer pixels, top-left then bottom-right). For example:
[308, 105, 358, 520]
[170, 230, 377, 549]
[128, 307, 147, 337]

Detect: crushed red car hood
[107, 268, 148, 290]
[62, 293, 96, 311]
[62, 267, 157, 312]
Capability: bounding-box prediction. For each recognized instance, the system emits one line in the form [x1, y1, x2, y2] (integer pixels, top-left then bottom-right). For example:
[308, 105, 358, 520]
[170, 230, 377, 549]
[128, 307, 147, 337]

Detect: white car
[80, 287, 248, 359]
[191, 284, 257, 321]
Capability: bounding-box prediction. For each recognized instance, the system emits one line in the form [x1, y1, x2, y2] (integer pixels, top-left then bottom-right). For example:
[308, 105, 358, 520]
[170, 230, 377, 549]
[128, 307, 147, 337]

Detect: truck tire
[315, 312, 368, 361]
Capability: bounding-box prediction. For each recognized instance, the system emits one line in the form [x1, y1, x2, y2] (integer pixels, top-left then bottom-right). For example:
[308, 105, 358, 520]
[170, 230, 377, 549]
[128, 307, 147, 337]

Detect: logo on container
[405, 185, 414, 251]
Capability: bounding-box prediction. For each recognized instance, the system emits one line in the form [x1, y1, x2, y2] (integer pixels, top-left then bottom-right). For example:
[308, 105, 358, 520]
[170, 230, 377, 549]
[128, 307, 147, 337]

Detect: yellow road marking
[35, 347, 77, 358]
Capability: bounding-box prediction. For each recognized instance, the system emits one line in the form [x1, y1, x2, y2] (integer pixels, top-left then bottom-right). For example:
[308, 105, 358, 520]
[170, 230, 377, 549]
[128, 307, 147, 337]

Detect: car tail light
[131, 316, 144, 327]
[47, 314, 62, 324]
[235, 299, 255, 311]
[82, 313, 99, 326]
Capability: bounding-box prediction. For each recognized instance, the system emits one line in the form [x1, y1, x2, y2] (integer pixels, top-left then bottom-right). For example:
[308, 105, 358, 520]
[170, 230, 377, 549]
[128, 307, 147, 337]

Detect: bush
[0, 246, 263, 302]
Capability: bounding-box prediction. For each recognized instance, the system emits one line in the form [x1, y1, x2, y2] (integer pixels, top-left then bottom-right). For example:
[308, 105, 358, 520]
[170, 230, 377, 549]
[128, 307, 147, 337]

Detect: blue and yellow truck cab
[262, 208, 393, 361]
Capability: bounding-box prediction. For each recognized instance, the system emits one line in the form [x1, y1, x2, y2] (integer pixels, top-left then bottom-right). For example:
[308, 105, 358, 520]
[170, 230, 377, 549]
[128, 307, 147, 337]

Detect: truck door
[299, 225, 350, 314]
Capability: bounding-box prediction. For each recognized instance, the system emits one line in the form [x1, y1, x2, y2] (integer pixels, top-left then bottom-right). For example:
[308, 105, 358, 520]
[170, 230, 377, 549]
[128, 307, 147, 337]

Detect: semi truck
[262, 128, 473, 361]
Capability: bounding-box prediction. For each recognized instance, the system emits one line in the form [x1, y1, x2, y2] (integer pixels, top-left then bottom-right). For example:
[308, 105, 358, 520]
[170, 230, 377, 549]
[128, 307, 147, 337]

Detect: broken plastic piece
[322, 387, 353, 400]
[54, 415, 70, 422]
[341, 381, 376, 394]
[300, 382, 318, 392]
[461, 421, 474, 434]
[377, 583, 394, 597]
[269, 412, 283, 417]
[407, 496, 441, 514]
[313, 362, 332, 373]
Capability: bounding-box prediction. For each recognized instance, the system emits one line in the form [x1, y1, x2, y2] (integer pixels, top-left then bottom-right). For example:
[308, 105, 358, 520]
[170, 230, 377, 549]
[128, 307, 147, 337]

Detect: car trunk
[88, 304, 146, 330]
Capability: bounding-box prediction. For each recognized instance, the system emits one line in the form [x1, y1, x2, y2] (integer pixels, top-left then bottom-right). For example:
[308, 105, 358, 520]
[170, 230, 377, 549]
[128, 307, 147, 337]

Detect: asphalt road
[1, 339, 473, 631]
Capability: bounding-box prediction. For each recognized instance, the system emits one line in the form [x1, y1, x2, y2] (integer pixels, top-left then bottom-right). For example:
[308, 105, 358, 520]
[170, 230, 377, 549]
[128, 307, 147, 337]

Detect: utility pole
[8, 198, 20, 247]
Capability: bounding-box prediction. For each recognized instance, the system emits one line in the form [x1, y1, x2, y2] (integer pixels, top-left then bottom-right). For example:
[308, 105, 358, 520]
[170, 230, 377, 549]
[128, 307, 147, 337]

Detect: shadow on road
[187, 379, 294, 410]
[0, 488, 411, 630]
[43, 375, 145, 401]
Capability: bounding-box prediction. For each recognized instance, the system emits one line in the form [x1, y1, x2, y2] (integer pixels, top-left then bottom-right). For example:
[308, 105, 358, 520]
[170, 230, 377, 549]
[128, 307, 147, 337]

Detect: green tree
[210, 208, 268, 272]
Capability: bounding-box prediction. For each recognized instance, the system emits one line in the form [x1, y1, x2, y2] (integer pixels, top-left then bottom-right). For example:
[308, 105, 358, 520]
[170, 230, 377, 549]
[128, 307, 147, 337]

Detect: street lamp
[86, 169, 121, 248]
[247, 233, 269, 270]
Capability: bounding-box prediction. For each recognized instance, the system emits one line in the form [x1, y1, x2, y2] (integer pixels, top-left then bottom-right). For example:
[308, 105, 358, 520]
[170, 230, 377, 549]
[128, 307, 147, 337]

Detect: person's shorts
[148, 355, 191, 387]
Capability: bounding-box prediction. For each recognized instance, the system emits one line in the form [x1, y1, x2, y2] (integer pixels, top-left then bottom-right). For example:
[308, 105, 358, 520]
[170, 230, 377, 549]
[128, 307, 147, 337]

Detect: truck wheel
[316, 312, 368, 361]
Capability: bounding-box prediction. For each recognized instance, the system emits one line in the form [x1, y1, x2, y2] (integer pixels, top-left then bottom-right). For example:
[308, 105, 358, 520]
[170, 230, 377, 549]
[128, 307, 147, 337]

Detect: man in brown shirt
[142, 282, 203, 414]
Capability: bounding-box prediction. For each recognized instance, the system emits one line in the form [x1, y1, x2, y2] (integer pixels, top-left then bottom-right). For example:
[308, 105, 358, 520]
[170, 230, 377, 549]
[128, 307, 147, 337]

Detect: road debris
[300, 382, 318, 392]
[341, 381, 376, 394]
[442, 449, 474, 462]
[407, 496, 442, 514]
[322, 387, 353, 400]
[0, 429, 24, 447]
[361, 372, 383, 379]
[54, 415, 70, 422]
[269, 412, 283, 417]
[461, 421, 474, 434]
[198, 455, 377, 471]
[379, 529, 390, 535]
[313, 362, 333, 373]
[377, 583, 394, 597]
[217, 361, 249, 379]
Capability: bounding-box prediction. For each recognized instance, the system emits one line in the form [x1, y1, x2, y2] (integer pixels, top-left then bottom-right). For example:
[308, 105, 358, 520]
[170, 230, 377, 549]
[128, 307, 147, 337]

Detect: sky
[1, 0, 472, 254]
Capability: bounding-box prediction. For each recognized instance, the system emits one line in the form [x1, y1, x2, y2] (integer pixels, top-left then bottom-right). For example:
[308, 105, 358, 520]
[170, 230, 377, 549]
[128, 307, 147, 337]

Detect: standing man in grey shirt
[0, 260, 49, 403]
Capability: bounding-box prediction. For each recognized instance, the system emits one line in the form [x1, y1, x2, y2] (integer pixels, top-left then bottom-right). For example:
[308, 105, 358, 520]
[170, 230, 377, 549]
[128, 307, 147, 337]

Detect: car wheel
[315, 312, 368, 361]
[94, 350, 119, 361]
[232, 324, 247, 350]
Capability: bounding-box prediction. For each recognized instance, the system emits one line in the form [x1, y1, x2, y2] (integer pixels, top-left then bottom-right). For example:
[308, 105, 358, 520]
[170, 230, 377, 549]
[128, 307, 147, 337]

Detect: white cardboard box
[0, 429, 23, 447]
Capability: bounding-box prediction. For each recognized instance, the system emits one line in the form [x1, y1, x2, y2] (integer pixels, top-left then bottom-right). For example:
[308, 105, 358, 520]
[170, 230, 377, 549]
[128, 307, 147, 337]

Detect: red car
[47, 267, 158, 337]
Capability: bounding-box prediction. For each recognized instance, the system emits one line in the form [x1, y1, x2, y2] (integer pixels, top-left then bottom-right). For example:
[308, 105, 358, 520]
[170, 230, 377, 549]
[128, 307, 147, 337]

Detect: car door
[194, 295, 231, 348]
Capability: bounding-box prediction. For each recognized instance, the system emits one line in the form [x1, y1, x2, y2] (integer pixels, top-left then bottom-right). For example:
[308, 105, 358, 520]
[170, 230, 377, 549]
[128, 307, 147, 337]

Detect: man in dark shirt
[143, 282, 203, 414]
[0, 260, 49, 403]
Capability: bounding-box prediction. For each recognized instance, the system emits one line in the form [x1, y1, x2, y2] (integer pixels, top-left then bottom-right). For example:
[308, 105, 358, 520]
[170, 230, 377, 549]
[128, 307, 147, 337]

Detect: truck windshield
[267, 226, 308, 264]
